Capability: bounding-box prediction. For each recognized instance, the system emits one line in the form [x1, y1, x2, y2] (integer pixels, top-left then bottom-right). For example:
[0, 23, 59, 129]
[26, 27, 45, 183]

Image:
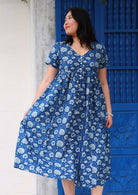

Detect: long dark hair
[64, 7, 98, 50]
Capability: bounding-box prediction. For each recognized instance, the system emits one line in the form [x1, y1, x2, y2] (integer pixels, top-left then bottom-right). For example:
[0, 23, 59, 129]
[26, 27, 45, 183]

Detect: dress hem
[14, 164, 112, 189]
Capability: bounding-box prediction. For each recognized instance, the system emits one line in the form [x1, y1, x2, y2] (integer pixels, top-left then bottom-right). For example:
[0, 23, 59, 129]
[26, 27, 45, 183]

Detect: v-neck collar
[66, 43, 92, 57]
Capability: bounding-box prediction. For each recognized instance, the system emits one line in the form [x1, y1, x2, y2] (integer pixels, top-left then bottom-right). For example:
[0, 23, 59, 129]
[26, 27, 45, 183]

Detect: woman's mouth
[65, 26, 70, 29]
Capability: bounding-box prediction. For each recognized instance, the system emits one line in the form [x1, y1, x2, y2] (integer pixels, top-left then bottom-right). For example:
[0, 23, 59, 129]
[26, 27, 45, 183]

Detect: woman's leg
[91, 185, 104, 195]
[61, 179, 75, 195]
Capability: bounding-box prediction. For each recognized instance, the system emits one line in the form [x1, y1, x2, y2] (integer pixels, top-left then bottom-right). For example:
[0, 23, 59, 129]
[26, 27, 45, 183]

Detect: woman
[14, 7, 113, 195]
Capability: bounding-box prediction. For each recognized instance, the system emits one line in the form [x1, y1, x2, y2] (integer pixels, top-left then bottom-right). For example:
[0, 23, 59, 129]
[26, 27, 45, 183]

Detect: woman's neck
[72, 37, 88, 49]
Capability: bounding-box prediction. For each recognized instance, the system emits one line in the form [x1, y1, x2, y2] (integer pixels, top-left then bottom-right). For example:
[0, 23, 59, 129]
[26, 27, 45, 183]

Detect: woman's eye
[64, 16, 72, 21]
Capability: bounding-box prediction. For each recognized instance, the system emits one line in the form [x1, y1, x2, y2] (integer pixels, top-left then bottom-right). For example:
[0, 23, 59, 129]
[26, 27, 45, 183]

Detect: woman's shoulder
[54, 41, 67, 46]
[52, 41, 67, 51]
[50, 41, 67, 53]
[93, 41, 106, 50]
[53, 41, 69, 53]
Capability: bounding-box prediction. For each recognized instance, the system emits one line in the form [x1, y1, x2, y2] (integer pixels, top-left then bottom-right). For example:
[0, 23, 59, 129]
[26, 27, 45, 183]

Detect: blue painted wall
[55, 0, 138, 194]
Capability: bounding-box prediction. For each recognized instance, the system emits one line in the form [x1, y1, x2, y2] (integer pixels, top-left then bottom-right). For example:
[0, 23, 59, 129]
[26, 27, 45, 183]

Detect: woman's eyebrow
[65, 15, 72, 19]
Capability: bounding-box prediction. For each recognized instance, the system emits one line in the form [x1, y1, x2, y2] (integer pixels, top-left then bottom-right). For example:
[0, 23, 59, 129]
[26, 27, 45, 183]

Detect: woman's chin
[66, 32, 71, 35]
[65, 30, 72, 35]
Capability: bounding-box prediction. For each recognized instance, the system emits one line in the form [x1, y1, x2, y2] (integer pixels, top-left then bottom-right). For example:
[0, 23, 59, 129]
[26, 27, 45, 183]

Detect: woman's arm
[97, 67, 113, 128]
[23, 65, 58, 118]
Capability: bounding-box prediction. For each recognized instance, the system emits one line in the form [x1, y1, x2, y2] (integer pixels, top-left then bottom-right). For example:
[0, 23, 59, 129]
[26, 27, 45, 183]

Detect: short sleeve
[45, 42, 60, 69]
[99, 45, 109, 69]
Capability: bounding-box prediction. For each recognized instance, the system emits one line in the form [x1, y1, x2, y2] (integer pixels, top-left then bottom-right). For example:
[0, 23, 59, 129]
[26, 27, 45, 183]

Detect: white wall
[32, 0, 58, 194]
[0, 0, 36, 194]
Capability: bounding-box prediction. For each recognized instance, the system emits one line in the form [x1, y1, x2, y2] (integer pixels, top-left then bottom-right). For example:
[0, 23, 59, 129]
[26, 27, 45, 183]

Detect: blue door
[55, 0, 138, 194]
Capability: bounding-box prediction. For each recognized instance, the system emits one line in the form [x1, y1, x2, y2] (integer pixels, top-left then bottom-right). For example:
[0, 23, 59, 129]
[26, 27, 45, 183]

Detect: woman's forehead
[65, 11, 72, 18]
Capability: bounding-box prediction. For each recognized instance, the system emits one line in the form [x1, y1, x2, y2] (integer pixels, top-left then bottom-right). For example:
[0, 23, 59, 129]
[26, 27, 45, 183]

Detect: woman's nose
[64, 22, 68, 28]
[64, 21, 67, 25]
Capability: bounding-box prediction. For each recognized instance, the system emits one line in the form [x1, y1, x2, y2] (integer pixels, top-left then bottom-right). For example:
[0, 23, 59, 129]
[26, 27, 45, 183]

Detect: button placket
[75, 56, 84, 105]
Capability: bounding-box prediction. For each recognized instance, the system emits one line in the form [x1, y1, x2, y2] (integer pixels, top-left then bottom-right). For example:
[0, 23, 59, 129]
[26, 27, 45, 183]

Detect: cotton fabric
[14, 41, 112, 188]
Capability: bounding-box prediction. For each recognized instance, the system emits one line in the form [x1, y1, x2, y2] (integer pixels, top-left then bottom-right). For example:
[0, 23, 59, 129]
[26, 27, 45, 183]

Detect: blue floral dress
[14, 41, 112, 188]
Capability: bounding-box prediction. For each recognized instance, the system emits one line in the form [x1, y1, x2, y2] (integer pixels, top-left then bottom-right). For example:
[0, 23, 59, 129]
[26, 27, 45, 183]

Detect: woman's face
[63, 11, 78, 36]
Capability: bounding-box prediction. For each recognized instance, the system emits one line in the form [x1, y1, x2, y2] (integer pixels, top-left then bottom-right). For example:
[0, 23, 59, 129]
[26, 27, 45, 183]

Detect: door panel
[103, 0, 138, 194]
[55, 0, 138, 194]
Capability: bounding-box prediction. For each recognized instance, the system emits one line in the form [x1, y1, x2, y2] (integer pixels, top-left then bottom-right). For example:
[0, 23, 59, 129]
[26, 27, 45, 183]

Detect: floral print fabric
[14, 41, 112, 188]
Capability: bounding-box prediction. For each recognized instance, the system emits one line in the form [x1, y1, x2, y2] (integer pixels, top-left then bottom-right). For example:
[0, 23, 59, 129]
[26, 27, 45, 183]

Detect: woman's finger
[106, 118, 112, 128]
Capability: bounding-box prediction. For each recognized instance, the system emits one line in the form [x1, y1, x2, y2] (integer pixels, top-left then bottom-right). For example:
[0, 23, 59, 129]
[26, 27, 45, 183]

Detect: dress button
[78, 68, 82, 71]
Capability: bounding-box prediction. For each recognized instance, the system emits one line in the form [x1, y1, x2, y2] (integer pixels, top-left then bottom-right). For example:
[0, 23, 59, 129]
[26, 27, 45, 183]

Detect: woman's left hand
[106, 115, 113, 128]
